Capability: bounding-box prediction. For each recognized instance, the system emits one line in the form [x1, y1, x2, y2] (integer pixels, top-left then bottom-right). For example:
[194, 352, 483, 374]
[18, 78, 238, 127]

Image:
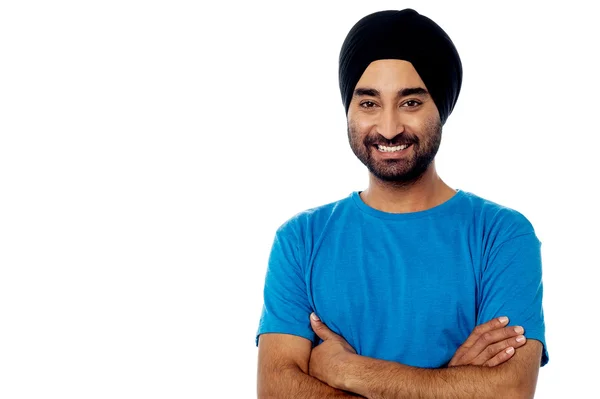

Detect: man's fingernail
[499, 316, 509, 324]
[514, 326, 524, 334]
[311, 313, 320, 322]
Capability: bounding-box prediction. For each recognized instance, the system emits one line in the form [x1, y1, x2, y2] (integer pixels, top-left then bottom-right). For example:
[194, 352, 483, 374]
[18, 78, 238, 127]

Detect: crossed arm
[257, 316, 542, 399]
[258, 333, 363, 398]
[336, 345, 542, 399]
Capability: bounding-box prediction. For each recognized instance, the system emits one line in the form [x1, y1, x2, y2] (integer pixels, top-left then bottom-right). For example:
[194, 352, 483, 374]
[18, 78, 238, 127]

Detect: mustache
[364, 133, 418, 147]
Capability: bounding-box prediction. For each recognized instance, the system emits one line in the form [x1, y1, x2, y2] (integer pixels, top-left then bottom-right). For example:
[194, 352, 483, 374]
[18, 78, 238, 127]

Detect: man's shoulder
[274, 193, 355, 237]
[460, 189, 537, 238]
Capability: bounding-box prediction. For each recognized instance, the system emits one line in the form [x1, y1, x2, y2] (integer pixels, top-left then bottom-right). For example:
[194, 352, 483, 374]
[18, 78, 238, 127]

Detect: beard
[347, 115, 442, 185]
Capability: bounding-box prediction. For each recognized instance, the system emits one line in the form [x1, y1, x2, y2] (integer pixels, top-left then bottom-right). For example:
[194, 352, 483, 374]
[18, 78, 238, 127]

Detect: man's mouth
[375, 143, 412, 153]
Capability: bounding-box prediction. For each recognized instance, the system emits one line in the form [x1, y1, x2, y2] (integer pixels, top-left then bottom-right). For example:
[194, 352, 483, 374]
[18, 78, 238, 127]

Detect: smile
[376, 144, 411, 152]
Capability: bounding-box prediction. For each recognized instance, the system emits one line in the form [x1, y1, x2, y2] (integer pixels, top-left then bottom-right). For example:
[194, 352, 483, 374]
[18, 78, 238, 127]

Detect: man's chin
[367, 164, 427, 183]
[369, 170, 414, 183]
[368, 164, 411, 179]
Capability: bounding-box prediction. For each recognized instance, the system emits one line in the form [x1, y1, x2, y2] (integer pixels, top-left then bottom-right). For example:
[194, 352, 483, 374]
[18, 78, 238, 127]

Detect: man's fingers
[310, 313, 338, 341]
[460, 316, 510, 349]
[469, 325, 524, 357]
[453, 324, 523, 365]
[471, 334, 527, 365]
[482, 347, 516, 367]
[449, 317, 510, 366]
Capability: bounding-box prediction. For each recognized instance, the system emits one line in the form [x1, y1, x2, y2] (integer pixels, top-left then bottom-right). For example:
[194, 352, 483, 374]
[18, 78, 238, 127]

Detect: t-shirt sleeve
[477, 231, 549, 366]
[255, 222, 316, 346]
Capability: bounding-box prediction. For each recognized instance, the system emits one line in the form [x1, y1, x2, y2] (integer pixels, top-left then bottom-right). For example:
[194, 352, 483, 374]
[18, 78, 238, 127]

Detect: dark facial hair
[347, 115, 442, 186]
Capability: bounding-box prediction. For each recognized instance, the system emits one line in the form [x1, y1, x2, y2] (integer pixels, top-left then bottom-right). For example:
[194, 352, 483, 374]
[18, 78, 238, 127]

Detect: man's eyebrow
[353, 87, 430, 98]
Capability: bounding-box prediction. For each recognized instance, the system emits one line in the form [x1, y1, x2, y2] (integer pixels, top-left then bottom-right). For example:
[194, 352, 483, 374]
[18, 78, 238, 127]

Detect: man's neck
[359, 165, 456, 214]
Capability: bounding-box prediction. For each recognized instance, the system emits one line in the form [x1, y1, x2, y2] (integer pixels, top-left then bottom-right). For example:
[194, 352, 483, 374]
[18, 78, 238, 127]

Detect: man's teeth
[377, 144, 409, 152]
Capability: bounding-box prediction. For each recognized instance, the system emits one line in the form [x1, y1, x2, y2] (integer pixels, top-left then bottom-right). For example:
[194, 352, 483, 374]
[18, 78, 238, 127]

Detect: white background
[1, 1, 598, 398]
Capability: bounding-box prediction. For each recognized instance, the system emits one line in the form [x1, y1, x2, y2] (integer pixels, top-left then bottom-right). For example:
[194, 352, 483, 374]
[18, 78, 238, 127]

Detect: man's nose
[377, 108, 404, 140]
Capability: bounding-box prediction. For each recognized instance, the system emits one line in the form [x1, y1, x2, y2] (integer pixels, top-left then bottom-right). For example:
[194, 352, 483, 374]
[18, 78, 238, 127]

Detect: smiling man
[256, 9, 548, 399]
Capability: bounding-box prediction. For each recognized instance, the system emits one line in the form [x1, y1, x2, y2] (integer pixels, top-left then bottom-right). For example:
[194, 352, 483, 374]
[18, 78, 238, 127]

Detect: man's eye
[403, 100, 421, 107]
[360, 101, 376, 108]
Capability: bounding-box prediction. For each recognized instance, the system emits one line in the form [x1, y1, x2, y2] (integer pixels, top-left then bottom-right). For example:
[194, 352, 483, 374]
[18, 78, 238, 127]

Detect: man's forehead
[356, 59, 425, 86]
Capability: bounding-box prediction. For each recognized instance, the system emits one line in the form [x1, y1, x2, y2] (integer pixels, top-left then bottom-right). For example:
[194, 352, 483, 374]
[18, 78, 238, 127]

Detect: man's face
[347, 59, 442, 184]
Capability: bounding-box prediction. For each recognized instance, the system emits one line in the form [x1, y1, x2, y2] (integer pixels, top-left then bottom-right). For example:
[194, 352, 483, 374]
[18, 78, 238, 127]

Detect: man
[256, 9, 548, 398]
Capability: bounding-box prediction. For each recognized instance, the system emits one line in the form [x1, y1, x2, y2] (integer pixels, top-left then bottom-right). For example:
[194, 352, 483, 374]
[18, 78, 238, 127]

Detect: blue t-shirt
[256, 189, 549, 367]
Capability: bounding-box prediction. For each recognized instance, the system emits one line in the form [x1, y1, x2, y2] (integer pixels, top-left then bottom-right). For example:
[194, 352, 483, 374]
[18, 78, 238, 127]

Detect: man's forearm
[259, 366, 365, 398]
[342, 354, 525, 399]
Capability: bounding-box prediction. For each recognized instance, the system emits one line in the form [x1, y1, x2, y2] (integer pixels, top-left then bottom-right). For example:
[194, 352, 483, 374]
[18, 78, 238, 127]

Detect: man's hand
[308, 313, 357, 390]
[448, 316, 527, 367]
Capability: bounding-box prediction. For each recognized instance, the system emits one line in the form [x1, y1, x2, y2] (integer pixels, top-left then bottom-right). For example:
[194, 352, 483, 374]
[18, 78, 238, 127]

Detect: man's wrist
[339, 354, 404, 398]
[337, 353, 363, 393]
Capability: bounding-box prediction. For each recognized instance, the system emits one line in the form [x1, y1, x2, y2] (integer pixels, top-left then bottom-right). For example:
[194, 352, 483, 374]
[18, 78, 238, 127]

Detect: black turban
[339, 9, 462, 125]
